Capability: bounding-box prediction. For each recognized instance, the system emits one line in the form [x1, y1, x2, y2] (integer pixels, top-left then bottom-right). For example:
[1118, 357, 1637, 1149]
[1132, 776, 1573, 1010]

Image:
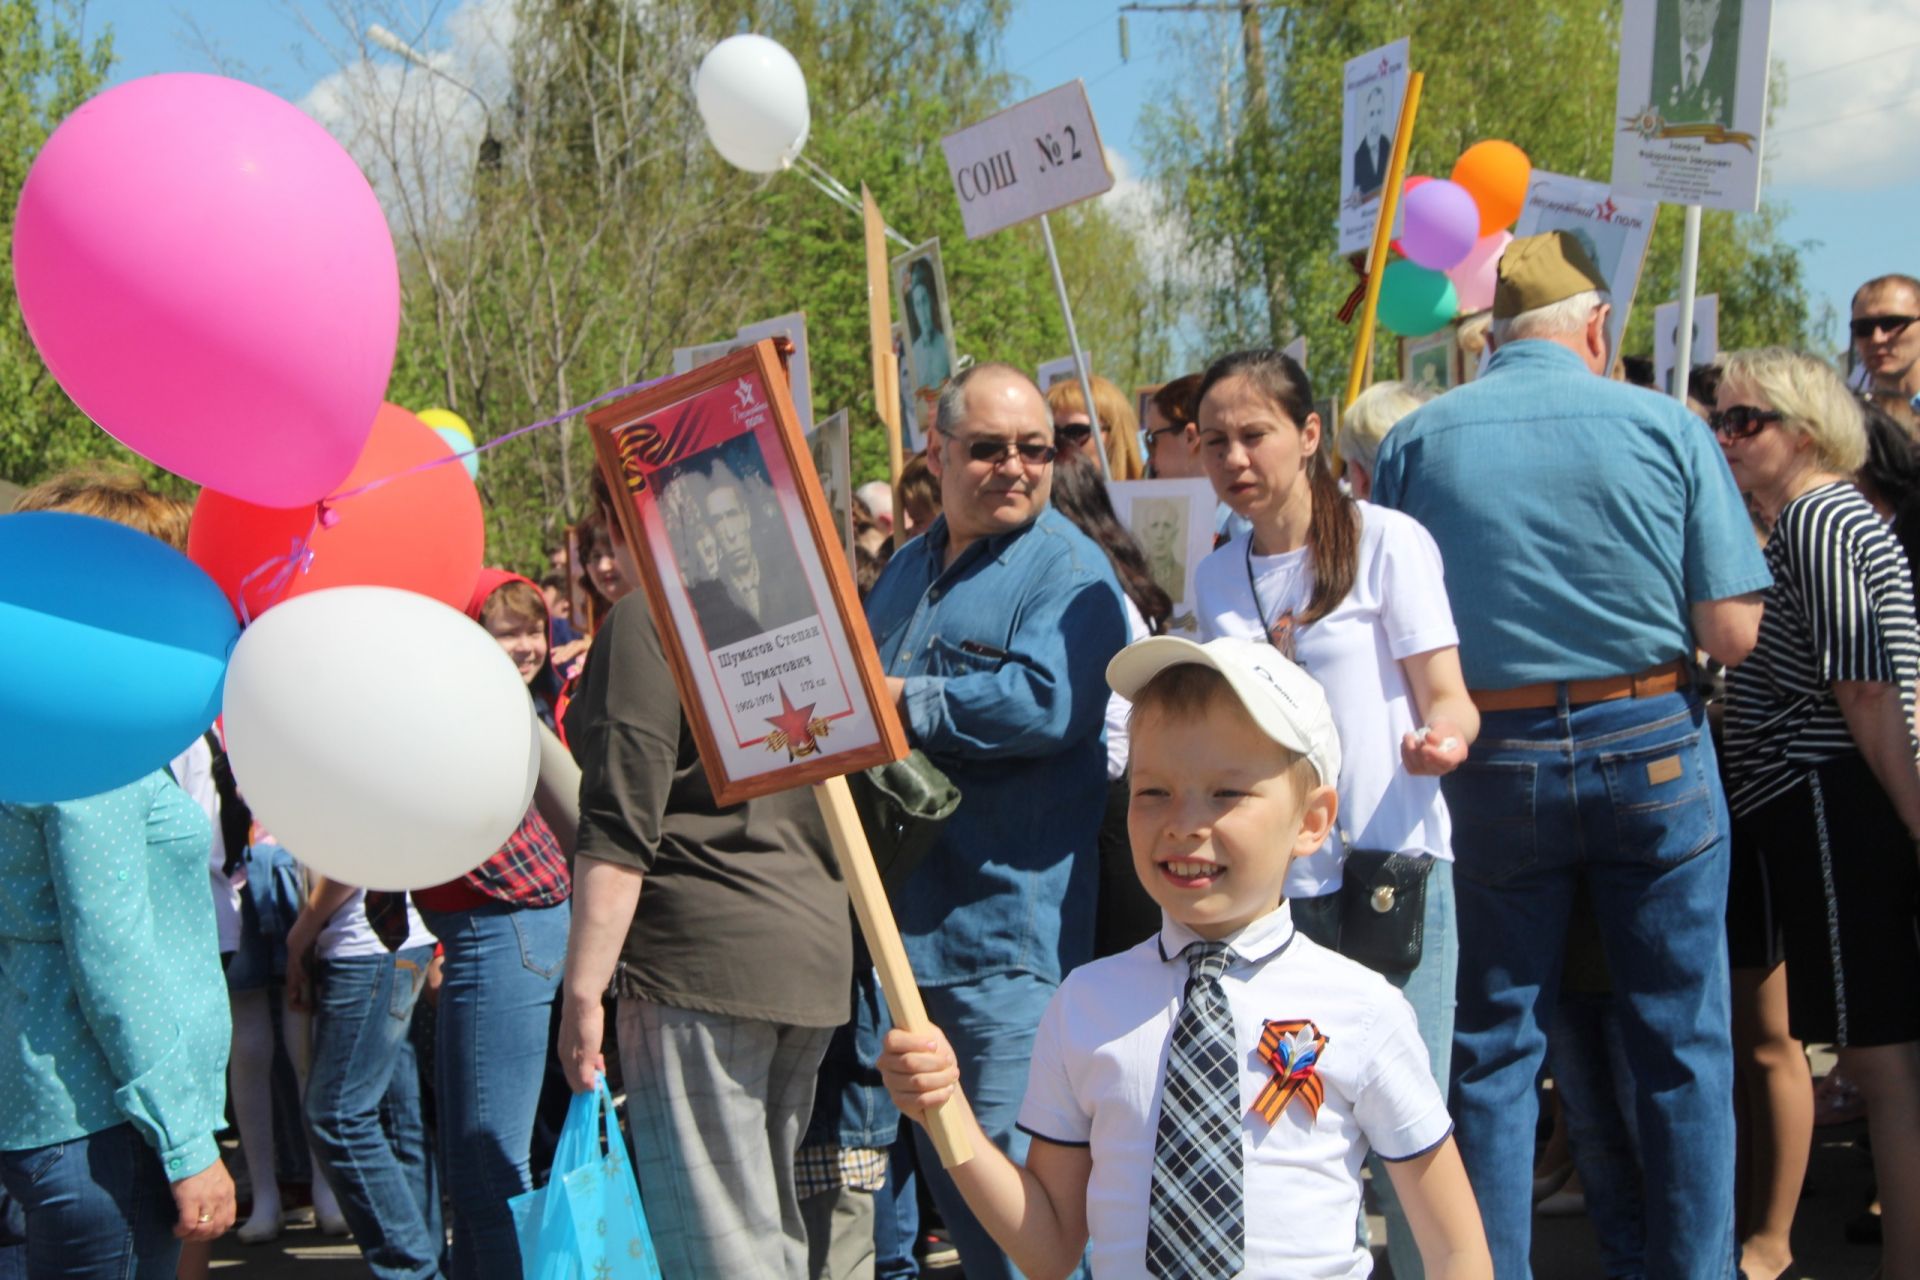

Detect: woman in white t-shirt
[1192, 348, 1479, 1280]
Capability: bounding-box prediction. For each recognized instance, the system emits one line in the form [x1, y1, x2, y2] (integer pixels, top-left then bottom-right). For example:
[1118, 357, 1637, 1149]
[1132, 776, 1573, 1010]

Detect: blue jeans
[1550, 991, 1645, 1279]
[912, 973, 1088, 1280]
[420, 901, 569, 1280]
[1368, 861, 1458, 1280]
[0, 1124, 180, 1279]
[874, 1123, 920, 1280]
[306, 947, 443, 1280]
[1442, 690, 1735, 1279]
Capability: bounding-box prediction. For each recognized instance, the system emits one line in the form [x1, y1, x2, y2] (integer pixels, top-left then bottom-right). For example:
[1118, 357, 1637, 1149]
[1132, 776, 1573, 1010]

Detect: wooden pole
[1344, 70, 1425, 412]
[813, 775, 973, 1168]
[863, 186, 908, 550]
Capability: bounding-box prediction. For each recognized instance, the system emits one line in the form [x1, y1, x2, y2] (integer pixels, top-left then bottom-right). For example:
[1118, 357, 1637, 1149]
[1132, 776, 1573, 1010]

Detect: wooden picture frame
[587, 340, 908, 805]
[1399, 331, 1456, 395]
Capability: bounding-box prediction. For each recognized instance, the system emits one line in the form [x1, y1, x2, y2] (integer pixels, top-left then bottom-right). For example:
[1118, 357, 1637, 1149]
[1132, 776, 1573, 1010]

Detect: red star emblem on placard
[1595, 197, 1617, 222]
[764, 684, 820, 759]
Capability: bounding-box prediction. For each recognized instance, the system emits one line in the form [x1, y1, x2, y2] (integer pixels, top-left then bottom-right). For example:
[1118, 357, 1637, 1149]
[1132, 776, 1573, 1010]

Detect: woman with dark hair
[1047, 449, 1172, 957]
[1191, 349, 1478, 1280]
[1857, 398, 1920, 569]
[904, 257, 952, 392]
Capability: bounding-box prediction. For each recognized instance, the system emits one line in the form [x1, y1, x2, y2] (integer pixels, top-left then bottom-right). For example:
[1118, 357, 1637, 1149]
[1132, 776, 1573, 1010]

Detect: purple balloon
[1398, 179, 1481, 272]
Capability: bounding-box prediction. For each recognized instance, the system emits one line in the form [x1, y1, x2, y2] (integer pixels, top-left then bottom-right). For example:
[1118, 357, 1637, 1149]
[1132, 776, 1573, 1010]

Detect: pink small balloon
[1397, 178, 1481, 273]
[1445, 230, 1514, 315]
[13, 74, 398, 507]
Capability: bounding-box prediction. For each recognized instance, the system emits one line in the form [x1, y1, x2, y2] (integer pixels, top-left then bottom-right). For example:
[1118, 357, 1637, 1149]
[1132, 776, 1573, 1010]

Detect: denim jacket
[863, 508, 1127, 986]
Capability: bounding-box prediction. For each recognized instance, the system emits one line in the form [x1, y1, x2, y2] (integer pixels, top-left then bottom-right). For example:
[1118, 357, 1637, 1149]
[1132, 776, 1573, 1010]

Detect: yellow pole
[1344, 70, 1425, 412]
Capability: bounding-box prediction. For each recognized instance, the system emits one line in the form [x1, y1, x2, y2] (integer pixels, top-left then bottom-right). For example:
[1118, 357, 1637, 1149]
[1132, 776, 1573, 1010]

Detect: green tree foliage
[1144, 1, 1813, 398]
[0, 0, 126, 488]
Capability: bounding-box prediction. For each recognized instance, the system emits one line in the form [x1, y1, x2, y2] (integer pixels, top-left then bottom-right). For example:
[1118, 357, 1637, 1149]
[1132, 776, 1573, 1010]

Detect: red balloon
[1388, 175, 1431, 259]
[190, 403, 483, 622]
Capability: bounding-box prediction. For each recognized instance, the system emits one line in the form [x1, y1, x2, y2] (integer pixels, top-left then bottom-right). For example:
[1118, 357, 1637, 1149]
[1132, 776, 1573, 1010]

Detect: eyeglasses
[1709, 404, 1783, 441]
[950, 434, 1058, 466]
[1850, 314, 1918, 341]
[1145, 424, 1189, 447]
[1054, 423, 1093, 448]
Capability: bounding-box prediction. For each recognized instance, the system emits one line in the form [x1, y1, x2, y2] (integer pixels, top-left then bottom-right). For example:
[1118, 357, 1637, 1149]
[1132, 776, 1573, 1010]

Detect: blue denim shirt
[1371, 340, 1770, 689]
[864, 508, 1127, 986]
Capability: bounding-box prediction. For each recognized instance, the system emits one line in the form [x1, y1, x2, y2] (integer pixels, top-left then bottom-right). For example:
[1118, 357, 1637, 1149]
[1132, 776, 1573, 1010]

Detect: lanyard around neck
[1245, 536, 1302, 661]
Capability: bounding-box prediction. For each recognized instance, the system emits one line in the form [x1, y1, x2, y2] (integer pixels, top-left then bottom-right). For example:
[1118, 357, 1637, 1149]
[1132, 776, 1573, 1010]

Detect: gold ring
[198, 1212, 211, 1223]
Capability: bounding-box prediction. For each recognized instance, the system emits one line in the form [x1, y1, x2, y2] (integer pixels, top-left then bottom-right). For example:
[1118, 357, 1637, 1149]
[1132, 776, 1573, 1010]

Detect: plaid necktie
[362, 891, 411, 952]
[1146, 940, 1244, 1278]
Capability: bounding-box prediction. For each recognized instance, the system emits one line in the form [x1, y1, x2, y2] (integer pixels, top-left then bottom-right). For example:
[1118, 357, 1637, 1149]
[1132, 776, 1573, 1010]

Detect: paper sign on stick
[1512, 172, 1658, 363]
[1654, 293, 1719, 396]
[1338, 39, 1412, 257]
[1610, 0, 1773, 212]
[942, 82, 1114, 240]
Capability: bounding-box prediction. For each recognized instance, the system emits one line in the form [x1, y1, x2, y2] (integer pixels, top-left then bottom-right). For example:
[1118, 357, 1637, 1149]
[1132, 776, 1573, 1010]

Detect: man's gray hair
[933, 362, 1039, 438]
[1490, 289, 1610, 346]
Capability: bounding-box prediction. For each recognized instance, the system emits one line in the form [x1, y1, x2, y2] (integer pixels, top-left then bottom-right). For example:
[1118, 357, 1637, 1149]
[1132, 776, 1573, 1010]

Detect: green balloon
[1377, 260, 1458, 337]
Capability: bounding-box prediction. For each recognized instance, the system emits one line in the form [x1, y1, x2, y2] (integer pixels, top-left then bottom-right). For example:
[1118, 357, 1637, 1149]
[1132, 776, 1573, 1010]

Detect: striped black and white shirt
[1725, 482, 1920, 817]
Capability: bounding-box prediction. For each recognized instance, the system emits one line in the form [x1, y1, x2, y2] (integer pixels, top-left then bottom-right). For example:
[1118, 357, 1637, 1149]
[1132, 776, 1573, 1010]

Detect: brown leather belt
[1470, 660, 1689, 713]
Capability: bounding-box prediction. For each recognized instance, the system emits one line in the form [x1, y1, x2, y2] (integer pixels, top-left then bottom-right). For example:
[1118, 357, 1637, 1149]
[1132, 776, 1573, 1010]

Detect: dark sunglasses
[1850, 314, 1917, 341]
[1054, 423, 1093, 448]
[1709, 404, 1782, 441]
[1145, 424, 1189, 446]
[955, 435, 1058, 465]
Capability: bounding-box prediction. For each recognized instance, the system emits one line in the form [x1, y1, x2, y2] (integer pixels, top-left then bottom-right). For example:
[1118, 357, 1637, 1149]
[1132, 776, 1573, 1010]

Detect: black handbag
[1337, 849, 1434, 975]
[845, 750, 961, 893]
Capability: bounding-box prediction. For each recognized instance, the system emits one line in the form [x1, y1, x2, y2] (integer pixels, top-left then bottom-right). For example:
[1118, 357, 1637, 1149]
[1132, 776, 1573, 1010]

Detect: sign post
[943, 81, 1116, 474]
[1673, 205, 1703, 402]
[862, 187, 908, 548]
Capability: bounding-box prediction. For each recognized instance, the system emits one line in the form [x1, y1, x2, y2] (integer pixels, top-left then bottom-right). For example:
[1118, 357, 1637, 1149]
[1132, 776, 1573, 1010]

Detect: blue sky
[82, 0, 1919, 353]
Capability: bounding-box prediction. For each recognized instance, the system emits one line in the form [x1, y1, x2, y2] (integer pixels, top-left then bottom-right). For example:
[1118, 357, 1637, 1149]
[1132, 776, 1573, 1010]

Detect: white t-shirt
[1104, 595, 1153, 780]
[1017, 904, 1453, 1279]
[310, 877, 435, 959]
[1196, 501, 1459, 897]
[169, 736, 242, 954]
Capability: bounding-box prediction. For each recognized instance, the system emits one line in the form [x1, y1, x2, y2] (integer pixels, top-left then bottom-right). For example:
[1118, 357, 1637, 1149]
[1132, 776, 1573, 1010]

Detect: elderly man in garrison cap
[1371, 232, 1769, 1277]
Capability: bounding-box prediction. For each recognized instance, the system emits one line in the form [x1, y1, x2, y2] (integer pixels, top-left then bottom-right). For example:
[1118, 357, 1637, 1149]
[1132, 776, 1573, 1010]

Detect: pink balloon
[1445, 230, 1514, 315]
[1397, 178, 1481, 273]
[14, 74, 397, 507]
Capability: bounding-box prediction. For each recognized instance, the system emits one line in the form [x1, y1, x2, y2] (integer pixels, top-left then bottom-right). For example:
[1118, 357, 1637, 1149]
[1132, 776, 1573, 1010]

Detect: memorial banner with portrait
[1610, 0, 1773, 211]
[809, 409, 854, 572]
[671, 311, 817, 433]
[588, 342, 906, 804]
[892, 240, 959, 408]
[1513, 171, 1658, 363]
[1399, 331, 1456, 395]
[1338, 38, 1411, 256]
[1654, 292, 1720, 396]
[1108, 477, 1219, 637]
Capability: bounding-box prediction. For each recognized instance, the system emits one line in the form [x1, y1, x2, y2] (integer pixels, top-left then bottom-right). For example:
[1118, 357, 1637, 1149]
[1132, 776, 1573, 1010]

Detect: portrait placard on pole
[672, 312, 817, 434]
[1654, 292, 1720, 396]
[1338, 38, 1412, 257]
[1108, 477, 1219, 637]
[1610, 0, 1773, 212]
[1512, 172, 1659, 363]
[892, 240, 960, 409]
[941, 81, 1114, 241]
[587, 342, 907, 805]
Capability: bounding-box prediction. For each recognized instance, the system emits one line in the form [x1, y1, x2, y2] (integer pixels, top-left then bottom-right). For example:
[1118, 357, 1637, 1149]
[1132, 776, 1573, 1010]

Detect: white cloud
[1767, 0, 1920, 188]
[297, 0, 518, 231]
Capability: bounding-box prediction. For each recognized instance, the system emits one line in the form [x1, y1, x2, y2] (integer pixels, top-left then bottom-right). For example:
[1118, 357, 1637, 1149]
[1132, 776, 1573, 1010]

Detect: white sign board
[1108, 478, 1220, 637]
[1654, 293, 1719, 397]
[1037, 354, 1091, 393]
[942, 81, 1114, 240]
[1338, 38, 1411, 256]
[1282, 336, 1307, 367]
[1610, 0, 1772, 212]
[1512, 172, 1659, 363]
[672, 312, 816, 433]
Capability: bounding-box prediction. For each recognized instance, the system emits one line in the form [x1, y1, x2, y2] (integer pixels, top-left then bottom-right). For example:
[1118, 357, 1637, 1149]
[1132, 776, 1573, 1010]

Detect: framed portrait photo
[588, 341, 907, 804]
[1399, 331, 1456, 396]
[1108, 477, 1219, 637]
[892, 239, 959, 403]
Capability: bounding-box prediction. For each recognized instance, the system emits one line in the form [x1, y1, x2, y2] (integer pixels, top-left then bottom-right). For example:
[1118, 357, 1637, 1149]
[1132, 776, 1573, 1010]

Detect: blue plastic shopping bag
[509, 1077, 663, 1279]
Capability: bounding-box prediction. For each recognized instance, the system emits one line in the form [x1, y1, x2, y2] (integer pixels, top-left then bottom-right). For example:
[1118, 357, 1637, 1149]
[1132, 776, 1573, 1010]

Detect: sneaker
[920, 1229, 960, 1269]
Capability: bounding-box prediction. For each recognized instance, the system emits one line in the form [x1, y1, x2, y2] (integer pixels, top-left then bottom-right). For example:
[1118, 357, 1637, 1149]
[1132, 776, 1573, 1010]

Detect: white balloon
[694, 33, 810, 174]
[223, 586, 538, 891]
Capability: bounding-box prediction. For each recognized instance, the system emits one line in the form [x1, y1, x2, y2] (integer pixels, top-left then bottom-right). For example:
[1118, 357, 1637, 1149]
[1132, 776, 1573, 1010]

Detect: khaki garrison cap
[1492, 231, 1609, 320]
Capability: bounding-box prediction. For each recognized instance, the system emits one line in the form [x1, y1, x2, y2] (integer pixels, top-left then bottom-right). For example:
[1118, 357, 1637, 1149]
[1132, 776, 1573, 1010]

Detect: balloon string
[233, 373, 668, 624]
[321, 374, 668, 509]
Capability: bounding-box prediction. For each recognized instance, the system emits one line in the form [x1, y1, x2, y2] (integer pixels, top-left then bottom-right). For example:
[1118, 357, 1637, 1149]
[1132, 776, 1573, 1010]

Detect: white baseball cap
[1107, 636, 1342, 787]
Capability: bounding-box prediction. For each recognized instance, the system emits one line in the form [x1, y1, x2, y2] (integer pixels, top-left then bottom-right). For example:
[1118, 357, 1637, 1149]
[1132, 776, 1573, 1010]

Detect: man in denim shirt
[864, 362, 1127, 1279]
[1372, 232, 1769, 1278]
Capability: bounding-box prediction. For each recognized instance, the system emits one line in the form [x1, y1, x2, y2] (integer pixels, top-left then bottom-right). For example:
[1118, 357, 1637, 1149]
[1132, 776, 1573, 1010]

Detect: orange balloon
[1450, 140, 1531, 236]
[189, 403, 484, 623]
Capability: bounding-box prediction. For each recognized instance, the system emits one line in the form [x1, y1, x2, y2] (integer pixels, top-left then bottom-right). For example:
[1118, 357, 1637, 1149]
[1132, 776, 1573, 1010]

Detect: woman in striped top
[1717, 347, 1920, 1280]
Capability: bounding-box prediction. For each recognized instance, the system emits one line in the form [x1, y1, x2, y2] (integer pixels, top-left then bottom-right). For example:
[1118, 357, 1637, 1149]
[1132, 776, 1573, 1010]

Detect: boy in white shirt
[881, 636, 1491, 1278]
